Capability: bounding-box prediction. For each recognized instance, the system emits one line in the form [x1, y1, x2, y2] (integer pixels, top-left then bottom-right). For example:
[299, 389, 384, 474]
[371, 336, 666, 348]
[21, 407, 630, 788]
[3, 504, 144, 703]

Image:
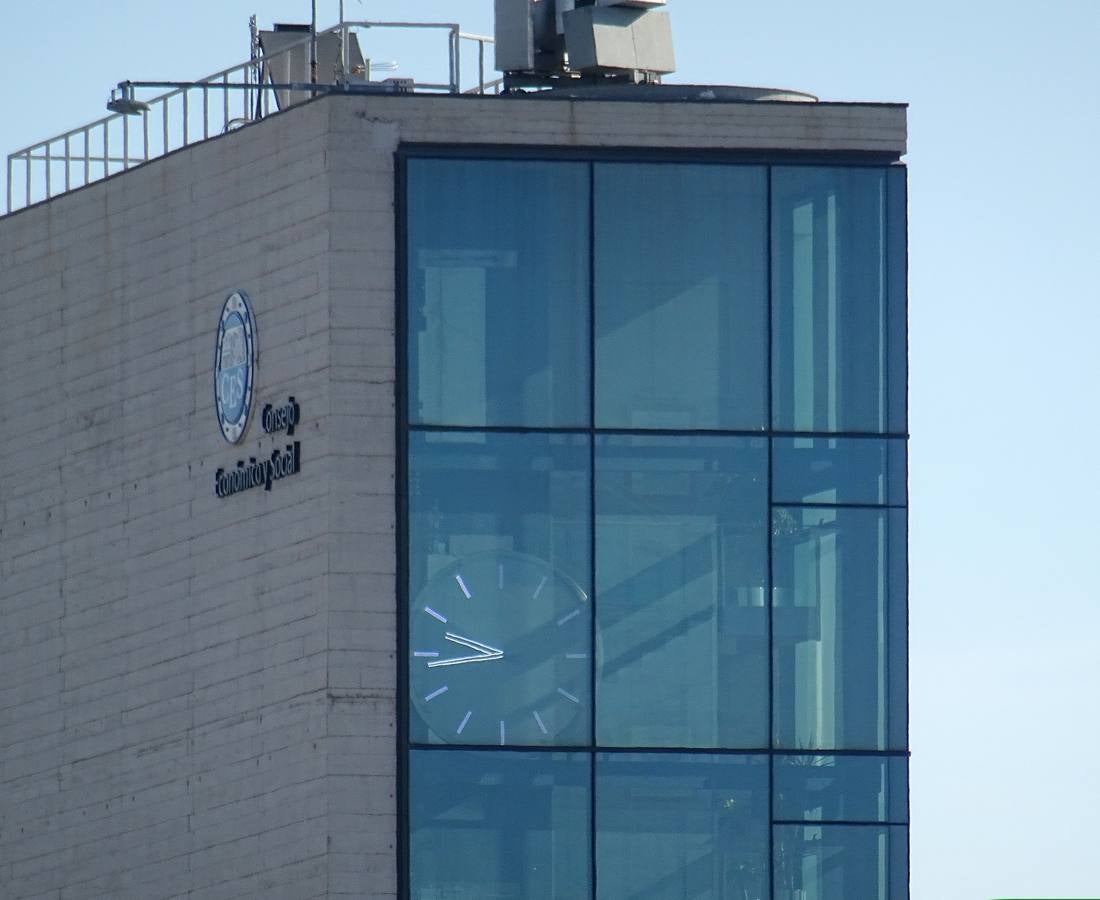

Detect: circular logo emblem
[214, 291, 257, 443]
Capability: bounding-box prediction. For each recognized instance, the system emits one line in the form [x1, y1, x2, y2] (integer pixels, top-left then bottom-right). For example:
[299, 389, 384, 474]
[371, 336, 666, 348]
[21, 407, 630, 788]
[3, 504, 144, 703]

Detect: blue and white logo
[214, 291, 257, 444]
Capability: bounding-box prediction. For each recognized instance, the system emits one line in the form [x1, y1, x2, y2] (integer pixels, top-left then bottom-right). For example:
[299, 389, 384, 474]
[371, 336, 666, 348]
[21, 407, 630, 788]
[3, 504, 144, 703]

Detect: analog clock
[409, 550, 590, 746]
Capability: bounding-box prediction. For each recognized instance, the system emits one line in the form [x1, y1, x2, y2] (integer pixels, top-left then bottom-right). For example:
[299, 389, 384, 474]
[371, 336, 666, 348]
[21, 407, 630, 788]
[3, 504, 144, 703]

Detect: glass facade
[597, 754, 770, 899]
[403, 156, 908, 898]
[596, 434, 768, 749]
[410, 750, 591, 899]
[407, 159, 590, 427]
[595, 164, 768, 430]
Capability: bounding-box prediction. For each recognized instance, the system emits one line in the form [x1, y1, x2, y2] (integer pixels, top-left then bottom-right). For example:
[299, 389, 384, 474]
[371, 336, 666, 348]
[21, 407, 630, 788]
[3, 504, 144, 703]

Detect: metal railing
[5, 21, 496, 215]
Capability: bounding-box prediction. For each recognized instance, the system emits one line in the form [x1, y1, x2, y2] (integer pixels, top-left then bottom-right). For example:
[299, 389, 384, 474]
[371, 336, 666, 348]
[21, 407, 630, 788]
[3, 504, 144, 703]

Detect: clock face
[409, 550, 590, 746]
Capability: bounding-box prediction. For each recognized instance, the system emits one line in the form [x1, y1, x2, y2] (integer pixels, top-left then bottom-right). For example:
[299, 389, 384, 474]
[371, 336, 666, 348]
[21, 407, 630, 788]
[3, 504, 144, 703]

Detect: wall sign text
[215, 442, 301, 498]
[263, 397, 300, 436]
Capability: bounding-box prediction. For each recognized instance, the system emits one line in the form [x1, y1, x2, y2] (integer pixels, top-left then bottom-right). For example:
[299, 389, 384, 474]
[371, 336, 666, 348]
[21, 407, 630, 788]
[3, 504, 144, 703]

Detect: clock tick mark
[565, 653, 588, 660]
[556, 609, 580, 627]
[533, 711, 548, 735]
[424, 606, 447, 624]
[557, 688, 580, 704]
[414, 651, 440, 658]
[457, 711, 472, 735]
[533, 575, 548, 600]
[455, 574, 472, 599]
[498, 564, 504, 590]
[500, 720, 506, 745]
[424, 686, 449, 702]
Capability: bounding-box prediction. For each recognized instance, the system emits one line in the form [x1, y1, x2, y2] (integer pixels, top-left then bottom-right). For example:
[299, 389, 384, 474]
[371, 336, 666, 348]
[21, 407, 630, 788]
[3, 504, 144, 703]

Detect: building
[0, 10, 908, 899]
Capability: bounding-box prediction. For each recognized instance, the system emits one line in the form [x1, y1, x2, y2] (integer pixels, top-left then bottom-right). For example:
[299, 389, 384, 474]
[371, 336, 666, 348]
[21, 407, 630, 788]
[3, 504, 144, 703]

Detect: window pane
[597, 753, 769, 900]
[410, 750, 591, 900]
[407, 158, 590, 427]
[596, 435, 768, 747]
[773, 824, 908, 900]
[772, 507, 906, 750]
[772, 167, 896, 433]
[774, 755, 908, 823]
[772, 437, 907, 507]
[409, 432, 591, 746]
[595, 164, 767, 430]
[887, 167, 908, 433]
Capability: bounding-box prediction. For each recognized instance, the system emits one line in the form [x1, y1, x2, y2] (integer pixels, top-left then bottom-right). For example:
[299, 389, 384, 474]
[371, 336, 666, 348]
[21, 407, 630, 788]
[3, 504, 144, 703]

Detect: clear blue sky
[4, 2, 1099, 897]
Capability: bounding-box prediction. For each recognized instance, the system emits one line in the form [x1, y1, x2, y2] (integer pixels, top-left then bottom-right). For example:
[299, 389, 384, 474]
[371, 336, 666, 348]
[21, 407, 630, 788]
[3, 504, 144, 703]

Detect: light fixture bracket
[106, 82, 151, 115]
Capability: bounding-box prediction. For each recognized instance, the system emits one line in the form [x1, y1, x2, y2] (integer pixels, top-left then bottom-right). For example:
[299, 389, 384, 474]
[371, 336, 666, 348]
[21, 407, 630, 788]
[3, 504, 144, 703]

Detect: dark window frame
[396, 144, 909, 900]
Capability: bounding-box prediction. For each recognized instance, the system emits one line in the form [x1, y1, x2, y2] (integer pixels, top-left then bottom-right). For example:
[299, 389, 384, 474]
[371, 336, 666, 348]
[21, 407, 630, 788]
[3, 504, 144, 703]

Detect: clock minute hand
[444, 632, 503, 657]
[426, 632, 504, 668]
[427, 652, 502, 668]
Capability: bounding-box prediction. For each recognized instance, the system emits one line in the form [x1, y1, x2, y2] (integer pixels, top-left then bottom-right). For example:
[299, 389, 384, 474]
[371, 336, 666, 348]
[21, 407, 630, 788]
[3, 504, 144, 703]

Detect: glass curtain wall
[403, 156, 908, 900]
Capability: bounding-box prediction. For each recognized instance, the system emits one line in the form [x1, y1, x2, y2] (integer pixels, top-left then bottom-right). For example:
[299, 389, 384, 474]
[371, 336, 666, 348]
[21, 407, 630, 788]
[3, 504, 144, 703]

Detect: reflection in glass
[597, 753, 769, 900]
[772, 507, 906, 750]
[773, 824, 908, 900]
[410, 750, 591, 900]
[772, 167, 903, 434]
[595, 163, 767, 430]
[407, 158, 590, 427]
[773, 754, 908, 823]
[887, 167, 908, 433]
[596, 435, 768, 747]
[409, 432, 591, 745]
[772, 437, 907, 507]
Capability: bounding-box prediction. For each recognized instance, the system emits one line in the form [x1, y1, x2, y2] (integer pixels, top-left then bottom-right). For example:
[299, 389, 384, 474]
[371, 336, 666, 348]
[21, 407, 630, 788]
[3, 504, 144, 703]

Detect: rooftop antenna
[339, 0, 346, 78]
[310, 0, 319, 85]
[337, 0, 364, 78]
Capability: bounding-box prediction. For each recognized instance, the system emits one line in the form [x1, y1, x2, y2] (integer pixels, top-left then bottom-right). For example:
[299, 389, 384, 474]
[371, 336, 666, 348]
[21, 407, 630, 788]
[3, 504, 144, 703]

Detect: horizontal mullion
[769, 429, 910, 439]
[399, 143, 903, 168]
[407, 423, 590, 435]
[770, 501, 908, 511]
[773, 819, 909, 828]
[410, 742, 592, 753]
[409, 743, 910, 757]
[408, 423, 908, 440]
[407, 424, 769, 437]
[771, 748, 910, 757]
[409, 744, 772, 755]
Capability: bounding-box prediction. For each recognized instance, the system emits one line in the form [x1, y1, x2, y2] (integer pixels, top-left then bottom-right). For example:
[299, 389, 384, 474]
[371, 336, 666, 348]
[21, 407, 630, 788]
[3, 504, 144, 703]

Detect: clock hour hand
[426, 632, 503, 668]
[444, 632, 502, 657]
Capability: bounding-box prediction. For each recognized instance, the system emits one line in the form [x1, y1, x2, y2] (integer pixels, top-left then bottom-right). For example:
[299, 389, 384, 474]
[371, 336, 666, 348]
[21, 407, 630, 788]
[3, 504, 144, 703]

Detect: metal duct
[494, 0, 675, 80]
[563, 6, 674, 74]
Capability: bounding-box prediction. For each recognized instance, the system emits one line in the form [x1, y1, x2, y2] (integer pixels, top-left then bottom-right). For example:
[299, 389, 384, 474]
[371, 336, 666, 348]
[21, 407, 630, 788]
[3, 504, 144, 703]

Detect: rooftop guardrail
[5, 20, 497, 215]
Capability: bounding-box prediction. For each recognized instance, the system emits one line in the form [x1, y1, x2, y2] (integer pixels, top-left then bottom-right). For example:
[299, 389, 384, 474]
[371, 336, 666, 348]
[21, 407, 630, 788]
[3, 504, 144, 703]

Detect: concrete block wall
[321, 106, 400, 898]
[0, 98, 348, 900]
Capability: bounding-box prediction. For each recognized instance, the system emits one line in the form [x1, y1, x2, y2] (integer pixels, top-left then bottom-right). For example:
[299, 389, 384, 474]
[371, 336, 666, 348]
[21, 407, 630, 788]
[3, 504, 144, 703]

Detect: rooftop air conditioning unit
[495, 0, 675, 84]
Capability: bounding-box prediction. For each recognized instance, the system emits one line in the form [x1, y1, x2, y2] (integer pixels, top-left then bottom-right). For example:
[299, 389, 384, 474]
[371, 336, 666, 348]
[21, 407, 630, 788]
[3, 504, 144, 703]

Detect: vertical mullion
[587, 160, 598, 900]
[395, 152, 410, 900]
[903, 176, 912, 848]
[766, 164, 777, 900]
